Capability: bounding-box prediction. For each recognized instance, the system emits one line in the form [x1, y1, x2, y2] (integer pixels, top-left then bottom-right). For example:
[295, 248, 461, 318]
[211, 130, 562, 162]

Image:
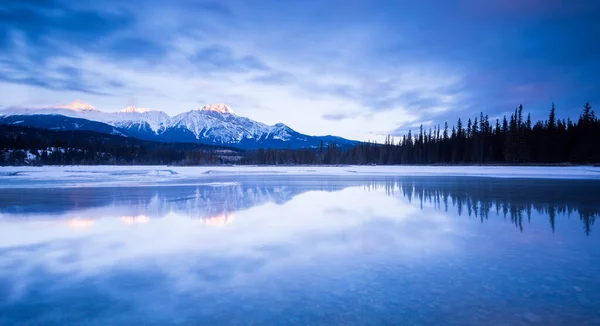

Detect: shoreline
[1, 165, 600, 189]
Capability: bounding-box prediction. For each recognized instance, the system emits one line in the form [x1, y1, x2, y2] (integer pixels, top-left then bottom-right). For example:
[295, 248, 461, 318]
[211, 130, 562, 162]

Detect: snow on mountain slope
[0, 101, 358, 148]
[200, 104, 234, 114]
[267, 123, 299, 141]
[171, 108, 271, 143]
[109, 109, 171, 133]
[1, 102, 169, 134]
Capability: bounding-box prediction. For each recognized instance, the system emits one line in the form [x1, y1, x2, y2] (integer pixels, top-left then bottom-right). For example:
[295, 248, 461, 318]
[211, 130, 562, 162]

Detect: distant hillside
[0, 125, 241, 166]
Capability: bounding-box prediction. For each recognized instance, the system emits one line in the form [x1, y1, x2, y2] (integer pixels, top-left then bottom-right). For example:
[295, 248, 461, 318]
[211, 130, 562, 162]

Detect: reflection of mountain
[201, 213, 234, 226]
[0, 181, 346, 223]
[65, 218, 95, 229]
[120, 215, 150, 225]
[364, 177, 600, 235]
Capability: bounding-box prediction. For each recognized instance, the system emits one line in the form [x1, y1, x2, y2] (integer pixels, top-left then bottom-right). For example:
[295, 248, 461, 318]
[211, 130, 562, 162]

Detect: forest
[0, 125, 238, 165]
[243, 102, 600, 165]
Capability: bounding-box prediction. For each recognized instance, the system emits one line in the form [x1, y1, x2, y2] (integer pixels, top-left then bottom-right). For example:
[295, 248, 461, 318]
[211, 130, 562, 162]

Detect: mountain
[0, 114, 127, 136]
[0, 101, 358, 149]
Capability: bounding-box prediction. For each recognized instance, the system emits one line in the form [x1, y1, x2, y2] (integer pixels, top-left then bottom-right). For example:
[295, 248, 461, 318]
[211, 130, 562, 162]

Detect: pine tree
[549, 103, 556, 130]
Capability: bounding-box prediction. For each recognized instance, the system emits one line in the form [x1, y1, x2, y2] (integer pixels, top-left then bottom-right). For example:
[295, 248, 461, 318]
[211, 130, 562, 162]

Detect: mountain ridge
[0, 101, 358, 149]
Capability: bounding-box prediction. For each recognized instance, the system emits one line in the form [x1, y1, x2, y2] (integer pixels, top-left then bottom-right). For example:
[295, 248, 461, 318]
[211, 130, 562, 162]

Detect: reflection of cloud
[120, 215, 150, 225]
[65, 218, 94, 229]
[0, 185, 455, 281]
[0, 181, 465, 308]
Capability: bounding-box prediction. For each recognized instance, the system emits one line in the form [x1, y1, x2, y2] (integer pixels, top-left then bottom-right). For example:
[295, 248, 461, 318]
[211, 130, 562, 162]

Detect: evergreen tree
[549, 103, 556, 130]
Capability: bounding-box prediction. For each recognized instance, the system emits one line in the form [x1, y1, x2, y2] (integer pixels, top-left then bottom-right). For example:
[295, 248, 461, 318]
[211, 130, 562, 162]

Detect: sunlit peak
[58, 100, 97, 111]
[200, 103, 235, 114]
[119, 106, 150, 113]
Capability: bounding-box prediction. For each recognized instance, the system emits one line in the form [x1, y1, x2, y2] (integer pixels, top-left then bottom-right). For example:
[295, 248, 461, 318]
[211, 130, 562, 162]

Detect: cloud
[106, 37, 168, 61]
[187, 1, 233, 16]
[190, 45, 268, 72]
[0, 74, 110, 96]
[0, 0, 137, 95]
[389, 120, 436, 137]
[0, 0, 131, 53]
[322, 113, 351, 121]
[0, 0, 598, 141]
[251, 71, 296, 85]
[0, 58, 112, 96]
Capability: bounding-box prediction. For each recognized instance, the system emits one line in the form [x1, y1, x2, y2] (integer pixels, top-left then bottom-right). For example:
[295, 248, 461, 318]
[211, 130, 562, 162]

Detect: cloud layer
[1, 0, 598, 140]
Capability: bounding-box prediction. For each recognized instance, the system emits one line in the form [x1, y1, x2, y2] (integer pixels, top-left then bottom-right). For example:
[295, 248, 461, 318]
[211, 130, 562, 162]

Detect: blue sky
[1, 0, 598, 140]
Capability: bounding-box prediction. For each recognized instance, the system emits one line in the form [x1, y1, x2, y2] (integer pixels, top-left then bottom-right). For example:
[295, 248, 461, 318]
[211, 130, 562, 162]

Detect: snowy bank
[0, 165, 599, 188]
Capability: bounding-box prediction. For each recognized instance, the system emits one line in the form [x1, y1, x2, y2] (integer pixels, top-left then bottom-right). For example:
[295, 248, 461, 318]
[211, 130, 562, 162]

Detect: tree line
[0, 125, 234, 166]
[243, 102, 600, 165]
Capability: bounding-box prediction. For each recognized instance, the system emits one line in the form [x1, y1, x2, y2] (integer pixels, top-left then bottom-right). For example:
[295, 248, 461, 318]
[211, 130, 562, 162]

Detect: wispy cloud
[322, 113, 351, 121]
[190, 45, 268, 72]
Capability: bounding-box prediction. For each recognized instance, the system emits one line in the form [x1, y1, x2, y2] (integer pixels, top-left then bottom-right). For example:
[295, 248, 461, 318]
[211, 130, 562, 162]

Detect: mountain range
[0, 100, 357, 149]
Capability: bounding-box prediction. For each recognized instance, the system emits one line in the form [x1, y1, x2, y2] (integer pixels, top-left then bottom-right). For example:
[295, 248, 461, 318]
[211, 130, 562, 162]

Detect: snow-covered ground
[0, 165, 599, 188]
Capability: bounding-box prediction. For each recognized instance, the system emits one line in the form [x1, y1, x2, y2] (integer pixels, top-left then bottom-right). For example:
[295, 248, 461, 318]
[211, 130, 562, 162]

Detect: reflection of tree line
[363, 178, 600, 235]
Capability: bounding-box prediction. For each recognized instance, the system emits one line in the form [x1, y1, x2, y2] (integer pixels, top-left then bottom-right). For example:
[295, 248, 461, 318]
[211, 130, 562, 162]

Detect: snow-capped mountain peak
[58, 100, 97, 112]
[0, 100, 358, 149]
[200, 104, 235, 114]
[119, 106, 150, 113]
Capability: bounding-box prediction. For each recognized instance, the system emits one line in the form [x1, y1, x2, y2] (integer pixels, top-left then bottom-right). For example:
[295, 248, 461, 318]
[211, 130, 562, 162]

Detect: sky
[1, 0, 599, 141]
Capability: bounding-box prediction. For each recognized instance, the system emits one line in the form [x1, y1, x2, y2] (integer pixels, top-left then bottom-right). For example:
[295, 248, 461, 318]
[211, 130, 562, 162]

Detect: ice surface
[1, 175, 600, 325]
[0, 165, 599, 188]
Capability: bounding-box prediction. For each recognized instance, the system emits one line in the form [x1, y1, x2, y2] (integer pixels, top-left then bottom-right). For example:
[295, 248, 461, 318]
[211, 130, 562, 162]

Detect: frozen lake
[1, 169, 600, 325]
